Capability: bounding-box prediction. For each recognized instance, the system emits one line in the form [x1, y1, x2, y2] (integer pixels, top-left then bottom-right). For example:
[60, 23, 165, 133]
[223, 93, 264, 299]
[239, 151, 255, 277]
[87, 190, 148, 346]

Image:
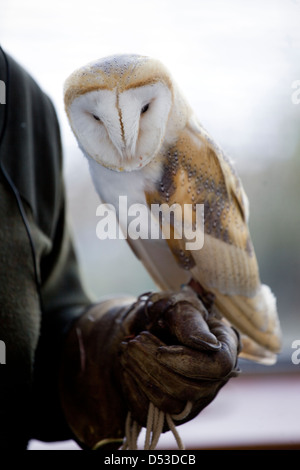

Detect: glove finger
[162, 302, 221, 351]
[157, 342, 238, 380]
[121, 363, 185, 417]
[120, 335, 185, 415]
[120, 332, 223, 402]
[157, 318, 240, 379]
[121, 332, 187, 399]
[207, 317, 241, 355]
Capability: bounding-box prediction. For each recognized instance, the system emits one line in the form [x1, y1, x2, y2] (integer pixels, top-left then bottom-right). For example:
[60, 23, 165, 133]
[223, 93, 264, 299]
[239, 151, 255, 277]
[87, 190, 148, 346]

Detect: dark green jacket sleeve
[0, 47, 91, 444]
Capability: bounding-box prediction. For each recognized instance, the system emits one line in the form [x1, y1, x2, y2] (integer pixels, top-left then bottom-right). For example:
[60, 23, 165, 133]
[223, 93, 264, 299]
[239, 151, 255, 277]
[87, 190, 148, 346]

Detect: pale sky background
[1, 0, 300, 171]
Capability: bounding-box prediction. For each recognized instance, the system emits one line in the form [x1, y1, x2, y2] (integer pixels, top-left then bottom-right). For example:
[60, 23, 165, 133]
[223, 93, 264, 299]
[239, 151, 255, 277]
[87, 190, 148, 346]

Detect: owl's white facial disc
[68, 82, 172, 172]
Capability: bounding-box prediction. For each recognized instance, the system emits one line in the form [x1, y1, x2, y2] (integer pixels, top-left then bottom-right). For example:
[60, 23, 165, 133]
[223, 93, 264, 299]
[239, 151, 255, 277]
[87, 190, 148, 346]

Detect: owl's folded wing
[145, 124, 281, 360]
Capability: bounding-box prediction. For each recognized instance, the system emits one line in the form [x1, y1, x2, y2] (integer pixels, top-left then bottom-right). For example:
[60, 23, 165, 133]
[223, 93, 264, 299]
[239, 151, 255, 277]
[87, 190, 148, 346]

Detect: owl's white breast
[87, 153, 190, 290]
[87, 153, 162, 207]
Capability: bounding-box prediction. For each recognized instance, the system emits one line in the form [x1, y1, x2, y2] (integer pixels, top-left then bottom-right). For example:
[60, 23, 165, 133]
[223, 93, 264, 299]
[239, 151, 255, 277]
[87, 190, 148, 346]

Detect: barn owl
[64, 54, 281, 364]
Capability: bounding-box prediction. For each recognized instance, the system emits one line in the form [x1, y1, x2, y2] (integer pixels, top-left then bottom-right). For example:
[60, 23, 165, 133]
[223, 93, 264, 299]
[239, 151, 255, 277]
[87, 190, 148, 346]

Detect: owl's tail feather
[211, 284, 281, 363]
[238, 335, 278, 365]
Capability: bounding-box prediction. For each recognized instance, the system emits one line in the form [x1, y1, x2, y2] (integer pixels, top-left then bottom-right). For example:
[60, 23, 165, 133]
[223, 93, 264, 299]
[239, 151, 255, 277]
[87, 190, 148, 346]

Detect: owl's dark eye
[93, 114, 101, 122]
[141, 103, 150, 115]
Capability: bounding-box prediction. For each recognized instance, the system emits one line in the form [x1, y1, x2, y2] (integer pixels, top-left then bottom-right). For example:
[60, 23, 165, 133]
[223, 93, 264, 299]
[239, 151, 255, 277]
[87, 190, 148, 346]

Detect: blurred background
[1, 0, 300, 449]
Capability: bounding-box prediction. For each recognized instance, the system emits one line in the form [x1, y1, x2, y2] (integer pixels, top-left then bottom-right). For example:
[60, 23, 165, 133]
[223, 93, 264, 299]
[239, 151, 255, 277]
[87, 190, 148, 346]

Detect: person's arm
[31, 195, 92, 442]
[0, 47, 92, 447]
[0, 48, 92, 443]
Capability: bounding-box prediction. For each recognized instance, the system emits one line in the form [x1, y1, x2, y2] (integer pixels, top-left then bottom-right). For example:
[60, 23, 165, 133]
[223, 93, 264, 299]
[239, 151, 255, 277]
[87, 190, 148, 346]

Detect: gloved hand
[59, 288, 240, 450]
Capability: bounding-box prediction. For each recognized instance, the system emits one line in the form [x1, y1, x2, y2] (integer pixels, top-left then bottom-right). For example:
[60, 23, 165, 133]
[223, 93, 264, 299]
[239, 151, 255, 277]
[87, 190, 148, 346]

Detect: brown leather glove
[59, 288, 240, 450]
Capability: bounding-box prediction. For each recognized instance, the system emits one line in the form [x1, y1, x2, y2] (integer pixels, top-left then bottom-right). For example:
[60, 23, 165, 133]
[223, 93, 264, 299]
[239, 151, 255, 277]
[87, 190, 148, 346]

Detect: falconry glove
[60, 287, 240, 449]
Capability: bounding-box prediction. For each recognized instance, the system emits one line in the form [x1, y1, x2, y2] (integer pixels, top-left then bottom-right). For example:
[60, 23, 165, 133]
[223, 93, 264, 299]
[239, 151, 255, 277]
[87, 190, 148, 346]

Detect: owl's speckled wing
[145, 120, 281, 362]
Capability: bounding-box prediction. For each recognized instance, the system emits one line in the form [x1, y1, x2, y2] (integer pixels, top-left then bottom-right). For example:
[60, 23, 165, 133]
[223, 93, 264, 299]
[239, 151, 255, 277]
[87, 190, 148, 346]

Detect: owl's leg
[187, 278, 215, 312]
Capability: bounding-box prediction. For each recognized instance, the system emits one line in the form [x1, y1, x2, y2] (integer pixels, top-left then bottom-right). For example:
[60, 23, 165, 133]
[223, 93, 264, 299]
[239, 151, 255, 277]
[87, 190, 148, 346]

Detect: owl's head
[64, 54, 188, 171]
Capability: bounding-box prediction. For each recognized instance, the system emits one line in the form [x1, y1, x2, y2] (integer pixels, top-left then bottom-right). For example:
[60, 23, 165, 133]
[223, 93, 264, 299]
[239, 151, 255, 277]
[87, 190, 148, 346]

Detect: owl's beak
[107, 130, 127, 162]
[114, 145, 134, 165]
[125, 132, 138, 161]
[107, 118, 137, 163]
[123, 148, 135, 162]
